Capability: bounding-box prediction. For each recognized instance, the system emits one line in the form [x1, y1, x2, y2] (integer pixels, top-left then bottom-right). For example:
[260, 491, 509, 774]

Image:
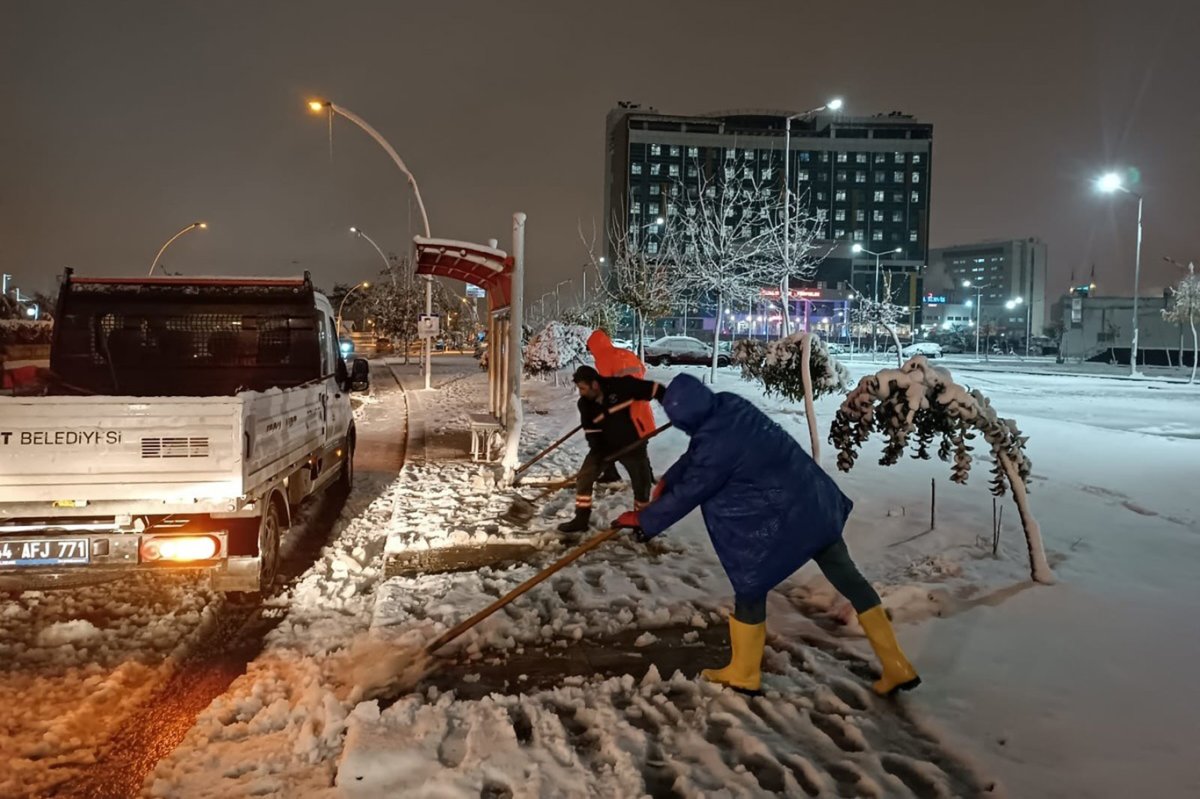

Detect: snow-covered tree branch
[367, 256, 424, 364]
[1162, 261, 1199, 384]
[758, 189, 833, 335]
[851, 271, 907, 366]
[829, 356, 1054, 584]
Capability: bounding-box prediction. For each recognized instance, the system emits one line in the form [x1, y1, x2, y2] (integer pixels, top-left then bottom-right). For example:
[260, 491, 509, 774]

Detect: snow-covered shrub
[734, 333, 848, 403]
[0, 320, 53, 346]
[829, 356, 1052, 583]
[523, 322, 591, 376]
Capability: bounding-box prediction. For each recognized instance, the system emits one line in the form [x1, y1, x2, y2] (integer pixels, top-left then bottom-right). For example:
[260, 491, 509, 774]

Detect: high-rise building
[603, 103, 934, 335]
[925, 238, 1048, 336]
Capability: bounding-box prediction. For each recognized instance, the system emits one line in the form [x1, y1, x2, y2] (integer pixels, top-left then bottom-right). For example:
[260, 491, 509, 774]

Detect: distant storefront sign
[465, 285, 486, 299]
[923, 294, 947, 304]
[759, 287, 829, 300]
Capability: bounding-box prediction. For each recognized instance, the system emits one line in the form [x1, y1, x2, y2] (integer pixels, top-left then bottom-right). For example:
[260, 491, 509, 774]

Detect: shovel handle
[514, 424, 582, 479]
[425, 527, 621, 654]
[521, 422, 675, 504]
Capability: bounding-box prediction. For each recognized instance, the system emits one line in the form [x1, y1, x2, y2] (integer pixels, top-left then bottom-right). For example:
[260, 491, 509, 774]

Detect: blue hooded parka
[638, 374, 853, 598]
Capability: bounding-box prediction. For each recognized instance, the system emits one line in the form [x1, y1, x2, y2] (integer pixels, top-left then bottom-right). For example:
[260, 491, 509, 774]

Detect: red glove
[614, 511, 641, 530]
[652, 478, 666, 501]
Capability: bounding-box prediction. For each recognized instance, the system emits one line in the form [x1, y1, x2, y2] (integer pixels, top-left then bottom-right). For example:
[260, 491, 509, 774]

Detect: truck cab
[0, 271, 369, 598]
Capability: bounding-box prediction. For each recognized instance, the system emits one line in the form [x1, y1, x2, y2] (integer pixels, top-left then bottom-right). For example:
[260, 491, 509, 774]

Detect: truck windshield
[50, 291, 322, 397]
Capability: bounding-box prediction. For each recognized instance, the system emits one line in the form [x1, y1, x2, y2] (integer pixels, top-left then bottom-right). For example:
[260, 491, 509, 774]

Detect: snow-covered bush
[829, 356, 1053, 584]
[733, 333, 849, 402]
[523, 322, 591, 376]
[0, 320, 53, 346]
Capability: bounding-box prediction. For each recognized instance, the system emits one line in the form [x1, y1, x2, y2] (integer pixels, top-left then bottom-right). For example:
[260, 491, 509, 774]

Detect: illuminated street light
[149, 221, 207, 276]
[349, 226, 391, 273]
[852, 244, 903, 358]
[1094, 169, 1145, 376]
[336, 281, 370, 335]
[309, 97, 435, 387]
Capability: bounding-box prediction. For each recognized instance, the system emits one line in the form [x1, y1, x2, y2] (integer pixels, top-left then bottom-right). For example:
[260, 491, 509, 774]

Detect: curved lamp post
[349, 226, 391, 272]
[149, 221, 206, 276]
[852, 243, 902, 357]
[1096, 170, 1144, 376]
[336, 281, 370, 336]
[782, 97, 843, 334]
[308, 98, 434, 387]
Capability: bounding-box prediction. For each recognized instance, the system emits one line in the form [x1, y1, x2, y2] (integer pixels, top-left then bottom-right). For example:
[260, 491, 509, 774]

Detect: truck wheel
[226, 500, 284, 606]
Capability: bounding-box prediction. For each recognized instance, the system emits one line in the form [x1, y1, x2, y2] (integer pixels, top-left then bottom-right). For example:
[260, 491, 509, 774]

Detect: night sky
[3, 1, 1198, 304]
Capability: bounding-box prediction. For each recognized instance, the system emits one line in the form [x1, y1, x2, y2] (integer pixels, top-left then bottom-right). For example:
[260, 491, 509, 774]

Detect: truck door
[321, 312, 348, 448]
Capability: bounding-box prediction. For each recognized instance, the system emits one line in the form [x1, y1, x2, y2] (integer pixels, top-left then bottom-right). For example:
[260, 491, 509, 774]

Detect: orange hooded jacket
[587, 330, 656, 438]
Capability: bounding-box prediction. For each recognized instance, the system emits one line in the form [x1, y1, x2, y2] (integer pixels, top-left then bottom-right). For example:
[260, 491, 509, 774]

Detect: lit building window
[894, 152, 905, 163]
[874, 172, 886, 183]
[669, 146, 681, 157]
[687, 146, 699, 158]
[651, 163, 662, 176]
[912, 172, 921, 183]
[912, 153, 922, 164]
[894, 171, 904, 183]
[836, 189, 847, 201]
[649, 184, 660, 196]
[856, 153, 867, 164]
[631, 202, 642, 215]
[631, 163, 643, 175]
[837, 170, 848, 182]
[799, 151, 811, 162]
[647, 241, 659, 255]
[853, 229, 865, 242]
[835, 228, 846, 239]
[835, 209, 846, 221]
[687, 165, 697, 178]
[873, 229, 884, 241]
[856, 209, 865, 222]
[798, 169, 810, 181]
[873, 190, 884, 202]
[855, 171, 866, 183]
[893, 191, 904, 203]
[874, 153, 886, 164]
[837, 152, 848, 163]
[819, 151, 830, 163]
[893, 210, 903, 222]
[816, 191, 827, 201]
[743, 149, 755, 160]
[650, 144, 662, 156]
[705, 185, 715, 198]
[669, 164, 680, 177]
[911, 190, 920, 203]
[873, 210, 884, 222]
[649, 202, 660, 214]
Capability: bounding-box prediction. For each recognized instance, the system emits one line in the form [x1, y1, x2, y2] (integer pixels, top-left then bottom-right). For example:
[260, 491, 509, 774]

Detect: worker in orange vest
[587, 330, 656, 483]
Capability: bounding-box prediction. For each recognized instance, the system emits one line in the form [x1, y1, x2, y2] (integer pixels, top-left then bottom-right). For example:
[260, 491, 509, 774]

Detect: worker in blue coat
[614, 373, 920, 696]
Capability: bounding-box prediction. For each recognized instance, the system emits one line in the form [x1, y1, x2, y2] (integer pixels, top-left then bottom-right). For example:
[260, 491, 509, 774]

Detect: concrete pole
[1130, 194, 1144, 376]
[503, 212, 527, 475]
[782, 116, 792, 337]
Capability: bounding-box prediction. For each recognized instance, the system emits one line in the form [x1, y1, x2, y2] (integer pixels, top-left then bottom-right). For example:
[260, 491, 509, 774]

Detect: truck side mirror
[350, 358, 370, 392]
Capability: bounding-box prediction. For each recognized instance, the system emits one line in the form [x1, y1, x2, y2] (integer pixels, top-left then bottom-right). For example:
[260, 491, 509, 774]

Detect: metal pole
[975, 287, 982, 360]
[782, 116, 792, 336]
[149, 222, 205, 276]
[1130, 194, 1144, 375]
[582, 266, 587, 306]
[505, 212, 527, 460]
[872, 253, 881, 358]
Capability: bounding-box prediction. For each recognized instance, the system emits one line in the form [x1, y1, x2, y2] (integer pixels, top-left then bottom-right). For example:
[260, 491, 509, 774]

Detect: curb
[385, 363, 429, 464]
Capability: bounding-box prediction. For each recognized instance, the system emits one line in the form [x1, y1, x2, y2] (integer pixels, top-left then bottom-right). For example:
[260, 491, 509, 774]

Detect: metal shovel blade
[500, 495, 538, 527]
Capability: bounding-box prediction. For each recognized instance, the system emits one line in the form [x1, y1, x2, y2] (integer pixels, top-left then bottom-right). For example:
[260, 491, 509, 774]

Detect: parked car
[825, 342, 846, 355]
[375, 337, 394, 355]
[900, 341, 943, 359]
[610, 338, 635, 351]
[644, 336, 731, 367]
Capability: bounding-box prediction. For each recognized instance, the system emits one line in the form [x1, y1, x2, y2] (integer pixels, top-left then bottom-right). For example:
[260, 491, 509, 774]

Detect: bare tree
[1162, 261, 1199, 384]
[368, 256, 424, 364]
[674, 160, 774, 379]
[759, 188, 833, 335]
[581, 221, 677, 358]
[851, 272, 906, 366]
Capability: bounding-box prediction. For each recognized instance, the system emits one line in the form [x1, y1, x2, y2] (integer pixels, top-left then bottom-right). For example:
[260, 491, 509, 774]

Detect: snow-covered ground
[6, 356, 1195, 797]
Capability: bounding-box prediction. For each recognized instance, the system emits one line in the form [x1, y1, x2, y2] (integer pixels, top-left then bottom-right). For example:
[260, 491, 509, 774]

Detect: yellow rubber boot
[858, 605, 921, 696]
[701, 617, 766, 693]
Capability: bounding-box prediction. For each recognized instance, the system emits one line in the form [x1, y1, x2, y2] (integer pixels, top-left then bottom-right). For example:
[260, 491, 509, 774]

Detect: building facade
[604, 104, 933, 337]
[1051, 293, 1191, 366]
[925, 238, 1048, 338]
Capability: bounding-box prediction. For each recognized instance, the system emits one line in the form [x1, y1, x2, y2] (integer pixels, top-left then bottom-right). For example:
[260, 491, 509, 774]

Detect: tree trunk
[635, 308, 645, 361]
[780, 277, 790, 337]
[799, 333, 820, 463]
[883, 323, 903, 367]
[710, 291, 723, 382]
[1190, 318, 1198, 384]
[998, 452, 1055, 584]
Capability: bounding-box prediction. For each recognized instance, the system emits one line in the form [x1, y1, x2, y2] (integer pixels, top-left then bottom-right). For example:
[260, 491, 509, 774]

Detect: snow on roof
[413, 236, 509, 263]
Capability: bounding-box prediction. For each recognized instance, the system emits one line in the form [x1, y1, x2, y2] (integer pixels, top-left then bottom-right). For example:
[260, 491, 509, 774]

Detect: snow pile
[0, 575, 218, 798]
[523, 322, 591, 376]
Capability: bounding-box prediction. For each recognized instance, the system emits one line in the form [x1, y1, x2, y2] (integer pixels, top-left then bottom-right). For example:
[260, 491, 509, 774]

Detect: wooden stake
[930, 477, 936, 530]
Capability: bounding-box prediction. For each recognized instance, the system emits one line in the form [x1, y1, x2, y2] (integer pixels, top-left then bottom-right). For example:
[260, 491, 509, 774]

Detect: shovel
[511, 424, 582, 485]
[499, 422, 673, 527]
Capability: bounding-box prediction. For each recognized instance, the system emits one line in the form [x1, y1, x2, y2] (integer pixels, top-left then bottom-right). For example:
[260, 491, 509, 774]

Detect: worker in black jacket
[558, 365, 664, 533]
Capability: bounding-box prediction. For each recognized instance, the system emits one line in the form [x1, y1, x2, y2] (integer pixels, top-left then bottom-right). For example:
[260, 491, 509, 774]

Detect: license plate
[0, 538, 91, 567]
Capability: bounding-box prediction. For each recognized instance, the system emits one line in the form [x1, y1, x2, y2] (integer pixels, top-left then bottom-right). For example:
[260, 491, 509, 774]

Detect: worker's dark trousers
[576, 446, 653, 510]
[733, 538, 882, 624]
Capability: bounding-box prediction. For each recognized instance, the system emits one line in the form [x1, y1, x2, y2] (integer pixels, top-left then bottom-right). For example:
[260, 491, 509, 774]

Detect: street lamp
[149, 221, 207, 276]
[781, 97, 844, 335]
[1096, 170, 1145, 376]
[349, 226, 391, 273]
[555, 280, 572, 317]
[308, 98, 436, 388]
[852, 243, 903, 356]
[963, 280, 994, 359]
[336, 281, 370, 336]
